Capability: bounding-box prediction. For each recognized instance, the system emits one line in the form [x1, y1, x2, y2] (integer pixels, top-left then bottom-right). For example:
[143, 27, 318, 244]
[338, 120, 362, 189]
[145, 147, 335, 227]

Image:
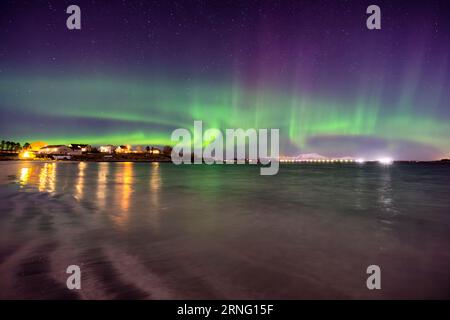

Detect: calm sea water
[0, 161, 449, 299]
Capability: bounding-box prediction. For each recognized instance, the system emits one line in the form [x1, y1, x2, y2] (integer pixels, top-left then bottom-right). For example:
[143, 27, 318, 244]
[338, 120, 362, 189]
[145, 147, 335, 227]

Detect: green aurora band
[0, 73, 449, 159]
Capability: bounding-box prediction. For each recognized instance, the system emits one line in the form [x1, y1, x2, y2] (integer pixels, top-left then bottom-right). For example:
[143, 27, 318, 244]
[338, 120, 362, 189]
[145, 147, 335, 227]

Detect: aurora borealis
[1, 0, 449, 160]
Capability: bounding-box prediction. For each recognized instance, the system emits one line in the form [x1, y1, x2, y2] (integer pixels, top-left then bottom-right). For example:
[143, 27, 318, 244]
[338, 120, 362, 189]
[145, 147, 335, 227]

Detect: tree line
[0, 140, 31, 152]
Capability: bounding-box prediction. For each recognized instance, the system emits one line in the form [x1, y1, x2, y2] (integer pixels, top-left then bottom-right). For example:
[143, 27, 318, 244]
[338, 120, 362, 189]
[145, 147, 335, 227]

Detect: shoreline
[1, 158, 449, 165]
[1, 152, 449, 164]
[0, 158, 173, 163]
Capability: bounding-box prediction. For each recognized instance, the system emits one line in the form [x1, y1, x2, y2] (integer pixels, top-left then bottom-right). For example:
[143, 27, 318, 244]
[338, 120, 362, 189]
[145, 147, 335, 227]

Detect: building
[39, 145, 76, 155]
[115, 145, 131, 153]
[99, 145, 116, 153]
[151, 147, 161, 155]
[69, 144, 91, 153]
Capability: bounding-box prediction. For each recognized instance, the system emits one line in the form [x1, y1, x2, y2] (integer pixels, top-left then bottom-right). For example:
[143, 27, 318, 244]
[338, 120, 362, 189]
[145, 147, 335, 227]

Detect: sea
[0, 161, 449, 299]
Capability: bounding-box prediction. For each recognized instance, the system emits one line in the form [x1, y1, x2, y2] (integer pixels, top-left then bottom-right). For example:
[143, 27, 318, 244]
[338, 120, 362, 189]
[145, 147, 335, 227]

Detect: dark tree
[163, 145, 172, 155]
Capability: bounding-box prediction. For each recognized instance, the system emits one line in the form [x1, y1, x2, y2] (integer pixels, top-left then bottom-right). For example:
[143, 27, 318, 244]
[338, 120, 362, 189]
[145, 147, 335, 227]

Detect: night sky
[0, 0, 449, 160]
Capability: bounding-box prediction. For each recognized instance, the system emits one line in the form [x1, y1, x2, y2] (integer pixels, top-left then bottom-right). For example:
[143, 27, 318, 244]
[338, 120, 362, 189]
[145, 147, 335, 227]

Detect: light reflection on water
[19, 167, 31, 187]
[97, 162, 109, 210]
[114, 162, 133, 227]
[13, 162, 163, 227]
[75, 162, 87, 201]
[38, 162, 56, 193]
[150, 162, 161, 199]
[7, 161, 450, 226]
[377, 168, 396, 214]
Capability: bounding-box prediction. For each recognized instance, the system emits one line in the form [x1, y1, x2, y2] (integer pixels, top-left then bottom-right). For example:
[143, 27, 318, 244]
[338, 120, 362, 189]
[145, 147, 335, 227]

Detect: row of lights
[279, 157, 393, 165]
[280, 159, 360, 163]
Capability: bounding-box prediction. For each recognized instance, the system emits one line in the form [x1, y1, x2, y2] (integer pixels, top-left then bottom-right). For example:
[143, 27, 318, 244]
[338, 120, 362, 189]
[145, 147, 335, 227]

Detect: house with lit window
[115, 145, 131, 153]
[69, 144, 91, 153]
[39, 145, 77, 155]
[151, 147, 161, 155]
[99, 145, 116, 154]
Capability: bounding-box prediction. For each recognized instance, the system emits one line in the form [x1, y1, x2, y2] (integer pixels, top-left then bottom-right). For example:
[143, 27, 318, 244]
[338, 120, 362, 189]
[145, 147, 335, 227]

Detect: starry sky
[0, 0, 449, 160]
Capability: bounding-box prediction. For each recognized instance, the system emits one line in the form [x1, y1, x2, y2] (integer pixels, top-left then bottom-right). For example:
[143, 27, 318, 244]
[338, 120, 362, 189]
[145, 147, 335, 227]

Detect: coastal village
[0, 140, 173, 162]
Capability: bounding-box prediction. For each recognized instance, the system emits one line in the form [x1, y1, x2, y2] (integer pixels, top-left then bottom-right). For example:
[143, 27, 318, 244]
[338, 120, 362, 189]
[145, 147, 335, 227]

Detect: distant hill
[295, 153, 355, 160]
